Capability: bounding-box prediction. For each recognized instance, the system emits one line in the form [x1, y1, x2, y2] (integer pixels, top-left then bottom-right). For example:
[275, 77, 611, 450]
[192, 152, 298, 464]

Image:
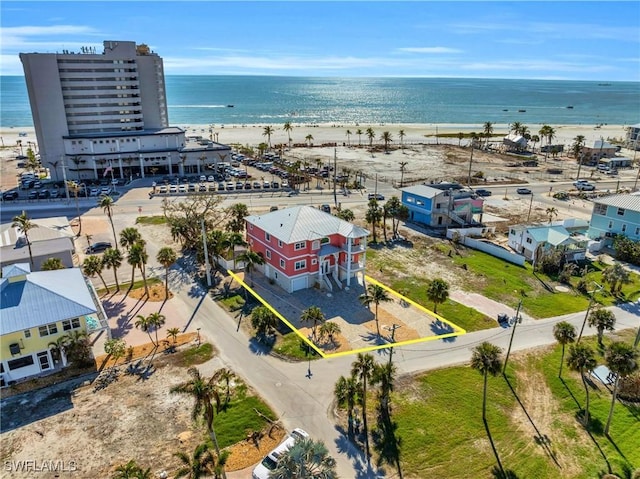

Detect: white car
[252, 429, 308, 479]
[89, 187, 100, 197]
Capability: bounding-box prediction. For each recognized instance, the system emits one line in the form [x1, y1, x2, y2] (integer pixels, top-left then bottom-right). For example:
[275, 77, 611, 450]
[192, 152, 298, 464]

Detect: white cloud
[396, 47, 462, 54]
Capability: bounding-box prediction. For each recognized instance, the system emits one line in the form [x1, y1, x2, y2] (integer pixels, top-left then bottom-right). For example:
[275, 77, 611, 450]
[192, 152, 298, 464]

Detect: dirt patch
[128, 282, 173, 302]
[225, 428, 286, 471]
[509, 353, 591, 476]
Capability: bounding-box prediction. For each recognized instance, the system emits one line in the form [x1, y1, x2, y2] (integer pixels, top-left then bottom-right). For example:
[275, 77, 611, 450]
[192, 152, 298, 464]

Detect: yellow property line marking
[227, 271, 466, 359]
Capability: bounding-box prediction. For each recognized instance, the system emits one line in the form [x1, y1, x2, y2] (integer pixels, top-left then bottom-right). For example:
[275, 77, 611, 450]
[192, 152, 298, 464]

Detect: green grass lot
[135, 215, 167, 225]
[219, 294, 246, 312]
[273, 332, 320, 361]
[390, 277, 495, 332]
[215, 391, 278, 449]
[391, 331, 639, 478]
[179, 343, 214, 367]
[96, 277, 161, 296]
[449, 248, 640, 318]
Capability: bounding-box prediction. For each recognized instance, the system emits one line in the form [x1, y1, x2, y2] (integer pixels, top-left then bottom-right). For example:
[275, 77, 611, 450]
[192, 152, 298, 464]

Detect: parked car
[38, 189, 51, 199]
[28, 190, 39, 199]
[2, 191, 19, 201]
[100, 186, 112, 196]
[89, 187, 100, 197]
[574, 181, 595, 191]
[516, 188, 532, 195]
[320, 204, 331, 213]
[85, 242, 112, 254]
[368, 193, 385, 201]
[252, 429, 309, 479]
[474, 189, 492, 197]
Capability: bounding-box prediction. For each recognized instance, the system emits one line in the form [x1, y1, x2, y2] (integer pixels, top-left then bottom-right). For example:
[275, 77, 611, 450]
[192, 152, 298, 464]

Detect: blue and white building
[401, 184, 484, 227]
[587, 194, 640, 245]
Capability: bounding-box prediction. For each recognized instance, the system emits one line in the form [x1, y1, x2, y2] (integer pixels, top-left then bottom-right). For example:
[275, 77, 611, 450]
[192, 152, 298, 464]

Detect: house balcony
[341, 242, 365, 253]
[338, 261, 365, 272]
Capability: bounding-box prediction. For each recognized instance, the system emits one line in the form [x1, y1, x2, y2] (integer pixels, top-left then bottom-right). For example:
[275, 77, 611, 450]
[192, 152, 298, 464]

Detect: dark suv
[85, 242, 112, 254]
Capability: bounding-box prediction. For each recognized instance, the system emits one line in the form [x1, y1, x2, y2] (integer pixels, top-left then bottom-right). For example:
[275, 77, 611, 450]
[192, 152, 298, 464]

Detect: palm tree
[510, 121, 522, 134]
[365, 199, 382, 243]
[271, 437, 337, 479]
[398, 129, 405, 150]
[381, 131, 393, 152]
[372, 361, 396, 415]
[148, 311, 166, 347]
[553, 321, 576, 378]
[426, 278, 449, 314]
[102, 248, 123, 292]
[470, 342, 503, 421]
[604, 341, 639, 435]
[112, 460, 151, 479]
[482, 121, 494, 150]
[588, 308, 616, 347]
[352, 353, 375, 459]
[236, 250, 265, 286]
[359, 284, 391, 338]
[530, 134, 540, 153]
[157, 247, 177, 298]
[334, 375, 361, 438]
[223, 232, 246, 263]
[319, 321, 341, 345]
[170, 368, 226, 476]
[226, 203, 249, 233]
[48, 335, 69, 366]
[83, 255, 109, 292]
[128, 240, 149, 296]
[602, 263, 631, 295]
[356, 128, 363, 146]
[262, 126, 274, 148]
[11, 211, 38, 268]
[345, 129, 352, 146]
[41, 257, 65, 270]
[174, 443, 225, 479]
[251, 305, 278, 341]
[119, 227, 142, 251]
[135, 314, 156, 346]
[99, 195, 118, 250]
[399, 161, 408, 188]
[545, 207, 558, 224]
[283, 121, 293, 147]
[300, 306, 326, 341]
[167, 327, 180, 344]
[566, 343, 597, 426]
[366, 127, 376, 148]
[305, 134, 314, 146]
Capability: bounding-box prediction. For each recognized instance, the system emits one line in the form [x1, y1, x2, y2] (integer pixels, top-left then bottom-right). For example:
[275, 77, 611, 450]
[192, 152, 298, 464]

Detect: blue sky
[1, 1, 639, 80]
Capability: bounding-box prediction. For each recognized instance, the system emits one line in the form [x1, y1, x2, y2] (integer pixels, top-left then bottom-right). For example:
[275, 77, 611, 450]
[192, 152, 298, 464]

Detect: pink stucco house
[245, 206, 370, 293]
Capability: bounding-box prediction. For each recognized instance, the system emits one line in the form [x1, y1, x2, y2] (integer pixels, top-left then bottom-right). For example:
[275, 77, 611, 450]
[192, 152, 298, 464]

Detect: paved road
[162, 256, 639, 478]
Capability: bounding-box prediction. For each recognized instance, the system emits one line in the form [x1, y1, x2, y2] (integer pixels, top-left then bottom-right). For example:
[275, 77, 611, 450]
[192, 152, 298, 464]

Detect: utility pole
[578, 283, 603, 342]
[467, 143, 475, 188]
[201, 219, 212, 287]
[526, 193, 534, 222]
[333, 148, 337, 208]
[503, 300, 523, 374]
[61, 155, 70, 203]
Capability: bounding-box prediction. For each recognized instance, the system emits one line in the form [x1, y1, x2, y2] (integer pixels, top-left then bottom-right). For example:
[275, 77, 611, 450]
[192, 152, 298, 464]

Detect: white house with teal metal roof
[588, 194, 640, 245]
[0, 264, 109, 386]
[508, 224, 588, 263]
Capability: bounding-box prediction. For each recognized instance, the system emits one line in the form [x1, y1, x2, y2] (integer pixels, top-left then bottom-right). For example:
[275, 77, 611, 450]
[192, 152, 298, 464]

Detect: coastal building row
[20, 40, 230, 181]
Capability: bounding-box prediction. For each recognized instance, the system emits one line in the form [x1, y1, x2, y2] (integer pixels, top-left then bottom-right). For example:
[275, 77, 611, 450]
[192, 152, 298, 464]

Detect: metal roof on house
[0, 267, 97, 335]
[528, 226, 574, 246]
[245, 206, 369, 243]
[401, 184, 444, 198]
[591, 139, 615, 149]
[0, 217, 74, 247]
[593, 194, 640, 212]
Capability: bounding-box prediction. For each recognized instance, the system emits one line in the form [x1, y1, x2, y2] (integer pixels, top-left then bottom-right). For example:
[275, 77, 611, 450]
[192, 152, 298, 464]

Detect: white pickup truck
[573, 180, 596, 191]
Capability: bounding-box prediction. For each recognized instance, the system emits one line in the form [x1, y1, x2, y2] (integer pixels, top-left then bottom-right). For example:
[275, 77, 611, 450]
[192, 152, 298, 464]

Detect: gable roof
[592, 194, 640, 213]
[401, 184, 445, 199]
[245, 206, 369, 243]
[527, 225, 574, 246]
[0, 267, 97, 335]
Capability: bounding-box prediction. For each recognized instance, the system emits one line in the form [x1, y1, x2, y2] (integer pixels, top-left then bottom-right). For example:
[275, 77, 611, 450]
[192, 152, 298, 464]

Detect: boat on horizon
[598, 83, 612, 86]
[566, 105, 574, 109]
[518, 109, 526, 113]
[226, 104, 234, 108]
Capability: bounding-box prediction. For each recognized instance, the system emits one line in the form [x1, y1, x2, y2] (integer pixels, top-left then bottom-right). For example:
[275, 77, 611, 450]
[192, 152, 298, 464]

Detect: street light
[503, 300, 523, 374]
[383, 323, 402, 367]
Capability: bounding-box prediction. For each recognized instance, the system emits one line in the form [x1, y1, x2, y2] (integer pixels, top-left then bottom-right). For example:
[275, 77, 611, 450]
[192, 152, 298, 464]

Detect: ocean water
[2, 76, 638, 128]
